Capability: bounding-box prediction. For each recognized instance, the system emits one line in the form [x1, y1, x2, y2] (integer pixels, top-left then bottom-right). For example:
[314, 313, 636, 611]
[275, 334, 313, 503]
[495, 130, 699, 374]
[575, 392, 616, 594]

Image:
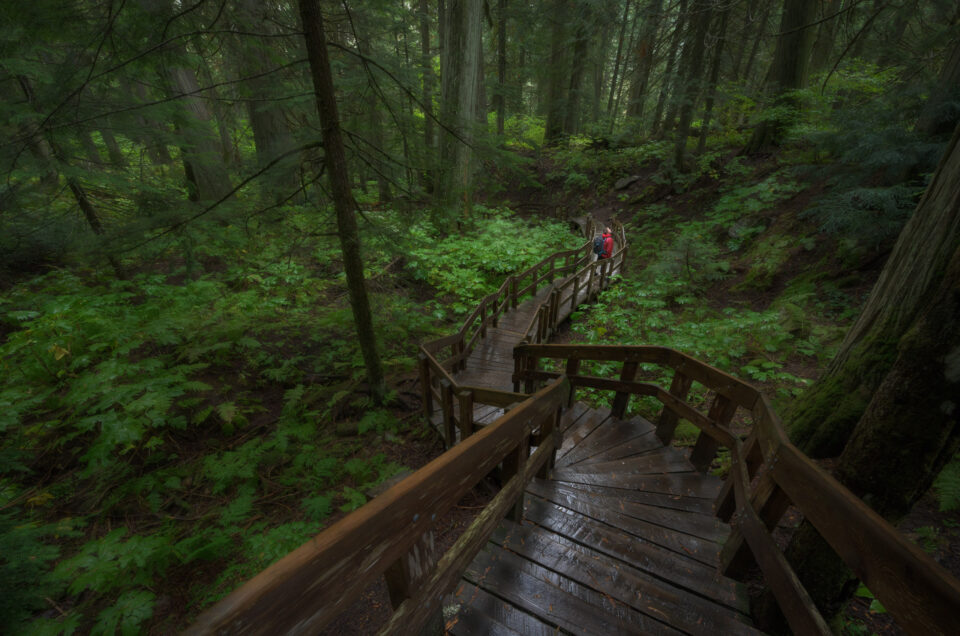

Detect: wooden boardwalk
[441, 252, 759, 634]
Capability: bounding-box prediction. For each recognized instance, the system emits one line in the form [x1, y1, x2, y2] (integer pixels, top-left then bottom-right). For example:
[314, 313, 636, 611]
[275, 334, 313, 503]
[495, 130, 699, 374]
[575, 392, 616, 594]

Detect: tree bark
[298, 0, 386, 403]
[543, 0, 570, 144]
[781, 131, 960, 621]
[788, 124, 960, 456]
[809, 0, 841, 75]
[743, 0, 818, 153]
[917, 38, 960, 138]
[626, 0, 664, 122]
[673, 0, 712, 170]
[438, 0, 484, 201]
[496, 0, 507, 136]
[564, 20, 590, 136]
[652, 0, 687, 136]
[606, 0, 633, 117]
[235, 0, 300, 203]
[419, 0, 436, 191]
[697, 4, 729, 153]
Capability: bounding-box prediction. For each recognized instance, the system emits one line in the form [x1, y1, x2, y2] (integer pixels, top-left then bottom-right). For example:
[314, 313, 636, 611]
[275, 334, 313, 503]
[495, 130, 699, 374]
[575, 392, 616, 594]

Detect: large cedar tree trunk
[779, 128, 960, 621]
[438, 0, 484, 200]
[742, 0, 818, 153]
[789, 125, 960, 456]
[672, 0, 712, 170]
[625, 0, 664, 122]
[298, 0, 386, 402]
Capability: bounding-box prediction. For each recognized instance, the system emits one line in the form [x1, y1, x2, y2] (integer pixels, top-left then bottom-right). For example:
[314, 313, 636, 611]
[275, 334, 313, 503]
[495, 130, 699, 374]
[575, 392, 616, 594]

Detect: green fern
[934, 455, 960, 512]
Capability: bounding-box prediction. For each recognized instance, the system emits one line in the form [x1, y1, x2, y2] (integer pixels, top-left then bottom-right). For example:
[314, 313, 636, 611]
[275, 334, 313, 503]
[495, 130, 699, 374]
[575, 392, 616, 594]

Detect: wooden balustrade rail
[520, 220, 628, 345]
[512, 343, 960, 635]
[420, 218, 597, 369]
[187, 378, 571, 636]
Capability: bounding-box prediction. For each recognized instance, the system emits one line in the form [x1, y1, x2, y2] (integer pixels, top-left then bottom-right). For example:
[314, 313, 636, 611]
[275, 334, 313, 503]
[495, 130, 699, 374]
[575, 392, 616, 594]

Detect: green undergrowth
[568, 170, 858, 425]
[0, 204, 570, 633]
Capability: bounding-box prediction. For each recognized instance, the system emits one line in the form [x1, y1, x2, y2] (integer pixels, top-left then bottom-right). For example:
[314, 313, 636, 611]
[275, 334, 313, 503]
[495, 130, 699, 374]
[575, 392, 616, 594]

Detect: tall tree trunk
[673, 0, 712, 170]
[420, 0, 436, 190]
[789, 124, 960, 457]
[743, 0, 819, 153]
[298, 0, 386, 403]
[917, 38, 960, 137]
[564, 21, 590, 135]
[606, 0, 633, 117]
[779, 127, 960, 622]
[652, 0, 688, 136]
[496, 0, 507, 135]
[99, 128, 128, 168]
[626, 0, 664, 122]
[438, 0, 484, 201]
[809, 0, 841, 75]
[235, 0, 299, 203]
[167, 65, 235, 202]
[543, 0, 570, 144]
[697, 4, 729, 153]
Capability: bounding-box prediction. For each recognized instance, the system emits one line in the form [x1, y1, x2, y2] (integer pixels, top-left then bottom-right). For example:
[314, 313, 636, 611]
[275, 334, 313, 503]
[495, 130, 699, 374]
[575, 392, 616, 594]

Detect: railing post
[492, 292, 500, 328]
[480, 300, 487, 339]
[586, 259, 596, 301]
[510, 276, 518, 309]
[656, 371, 693, 445]
[502, 436, 529, 522]
[531, 265, 538, 296]
[440, 379, 456, 448]
[720, 470, 792, 578]
[537, 407, 561, 479]
[524, 356, 539, 394]
[456, 340, 466, 372]
[571, 267, 581, 312]
[564, 358, 580, 406]
[418, 352, 433, 421]
[512, 347, 524, 393]
[690, 394, 737, 472]
[611, 360, 639, 418]
[457, 390, 474, 440]
[550, 289, 561, 330]
[384, 530, 442, 634]
[716, 433, 764, 521]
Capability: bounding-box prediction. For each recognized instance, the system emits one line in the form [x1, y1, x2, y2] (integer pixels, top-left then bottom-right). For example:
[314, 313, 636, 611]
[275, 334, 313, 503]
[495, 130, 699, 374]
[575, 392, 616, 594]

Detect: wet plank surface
[446, 410, 759, 634]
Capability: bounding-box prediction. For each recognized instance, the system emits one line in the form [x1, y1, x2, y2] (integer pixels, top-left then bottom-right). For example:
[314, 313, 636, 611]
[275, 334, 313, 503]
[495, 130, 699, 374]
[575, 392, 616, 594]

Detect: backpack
[593, 236, 604, 255]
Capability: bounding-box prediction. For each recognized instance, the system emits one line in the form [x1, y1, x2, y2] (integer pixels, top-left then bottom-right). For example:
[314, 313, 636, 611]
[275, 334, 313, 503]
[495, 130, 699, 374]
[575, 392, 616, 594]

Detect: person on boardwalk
[600, 227, 614, 259]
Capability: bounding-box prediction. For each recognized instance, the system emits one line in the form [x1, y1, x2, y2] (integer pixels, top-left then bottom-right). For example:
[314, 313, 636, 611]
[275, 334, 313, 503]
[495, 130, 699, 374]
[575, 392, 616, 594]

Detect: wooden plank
[466, 545, 682, 635]
[563, 447, 694, 477]
[555, 408, 610, 461]
[569, 430, 663, 467]
[690, 394, 738, 472]
[558, 401, 590, 434]
[558, 415, 657, 468]
[492, 521, 761, 635]
[447, 599, 520, 636]
[772, 443, 960, 635]
[527, 478, 717, 515]
[551, 465, 724, 499]
[186, 380, 569, 636]
[526, 478, 728, 542]
[521, 495, 747, 611]
[523, 488, 720, 566]
[448, 583, 555, 636]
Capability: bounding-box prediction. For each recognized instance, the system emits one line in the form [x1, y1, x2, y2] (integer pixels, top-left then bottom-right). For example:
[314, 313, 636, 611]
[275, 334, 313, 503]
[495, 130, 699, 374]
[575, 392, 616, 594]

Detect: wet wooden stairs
[187, 218, 960, 636]
[449, 405, 760, 635]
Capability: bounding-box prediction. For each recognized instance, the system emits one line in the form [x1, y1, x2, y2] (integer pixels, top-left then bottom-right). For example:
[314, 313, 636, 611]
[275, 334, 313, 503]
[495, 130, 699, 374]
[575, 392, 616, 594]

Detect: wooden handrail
[511, 342, 960, 635]
[187, 377, 571, 635]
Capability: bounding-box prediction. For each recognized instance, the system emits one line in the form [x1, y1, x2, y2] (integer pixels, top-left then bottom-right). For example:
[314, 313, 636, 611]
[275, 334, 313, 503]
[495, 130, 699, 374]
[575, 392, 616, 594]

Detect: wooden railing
[519, 219, 628, 345]
[187, 377, 571, 636]
[512, 343, 960, 635]
[418, 217, 628, 447]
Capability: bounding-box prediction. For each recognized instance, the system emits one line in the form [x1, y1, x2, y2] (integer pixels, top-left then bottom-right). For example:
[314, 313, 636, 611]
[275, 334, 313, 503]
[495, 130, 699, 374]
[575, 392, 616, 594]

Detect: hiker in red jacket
[599, 227, 614, 259]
